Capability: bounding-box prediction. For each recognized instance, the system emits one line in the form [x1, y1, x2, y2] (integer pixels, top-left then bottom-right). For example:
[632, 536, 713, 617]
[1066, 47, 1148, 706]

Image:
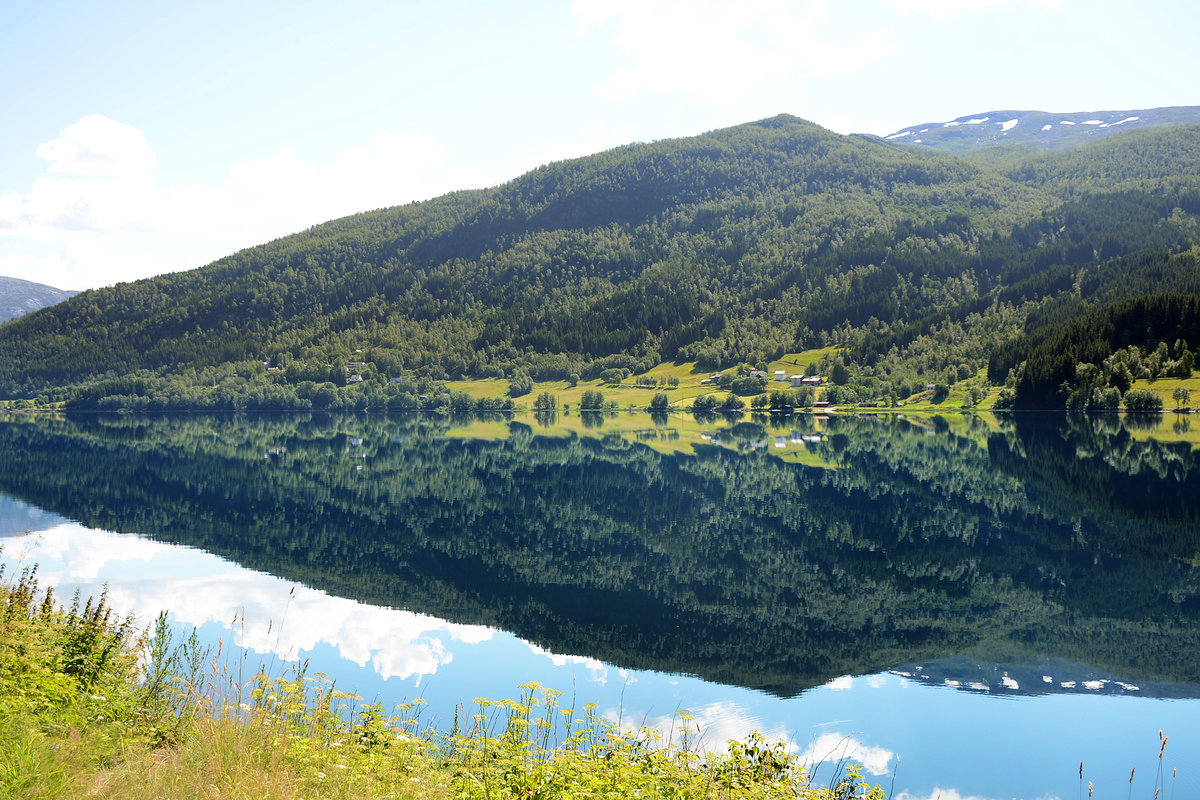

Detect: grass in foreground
[1, 563, 885, 800]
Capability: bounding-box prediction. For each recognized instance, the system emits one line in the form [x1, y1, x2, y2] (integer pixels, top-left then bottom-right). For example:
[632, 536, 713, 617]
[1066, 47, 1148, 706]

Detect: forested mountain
[0, 276, 76, 323]
[0, 113, 1198, 410]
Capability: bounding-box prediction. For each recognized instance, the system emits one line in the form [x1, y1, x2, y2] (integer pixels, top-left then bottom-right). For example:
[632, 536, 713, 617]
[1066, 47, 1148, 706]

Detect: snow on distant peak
[1041, 124, 1052, 131]
[1081, 119, 1103, 125]
[943, 116, 989, 128]
[1060, 120, 1076, 125]
[999, 119, 1019, 132]
[886, 130, 913, 140]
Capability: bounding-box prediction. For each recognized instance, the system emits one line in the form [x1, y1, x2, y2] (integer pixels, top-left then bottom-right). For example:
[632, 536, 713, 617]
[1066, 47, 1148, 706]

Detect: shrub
[1123, 388, 1163, 411]
[508, 372, 534, 397]
[719, 393, 746, 410]
[580, 389, 605, 409]
[729, 376, 766, 396]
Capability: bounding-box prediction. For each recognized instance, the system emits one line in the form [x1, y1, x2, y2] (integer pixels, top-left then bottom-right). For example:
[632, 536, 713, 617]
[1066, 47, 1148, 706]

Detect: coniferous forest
[2, 114, 1200, 409]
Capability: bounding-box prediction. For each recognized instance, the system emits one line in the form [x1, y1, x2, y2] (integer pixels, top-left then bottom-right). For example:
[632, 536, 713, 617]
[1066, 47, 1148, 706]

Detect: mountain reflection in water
[1, 410, 1199, 798]
[1, 411, 1198, 693]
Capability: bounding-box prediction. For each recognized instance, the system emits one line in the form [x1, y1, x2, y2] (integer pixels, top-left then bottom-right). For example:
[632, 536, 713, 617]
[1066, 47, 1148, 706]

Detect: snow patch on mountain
[881, 106, 1200, 154]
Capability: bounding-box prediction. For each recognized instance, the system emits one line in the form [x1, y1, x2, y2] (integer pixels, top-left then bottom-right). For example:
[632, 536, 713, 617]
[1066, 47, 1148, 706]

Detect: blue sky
[2, 0, 1198, 290]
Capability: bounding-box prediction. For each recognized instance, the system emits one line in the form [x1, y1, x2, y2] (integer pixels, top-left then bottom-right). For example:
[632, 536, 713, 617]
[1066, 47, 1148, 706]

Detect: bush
[719, 393, 746, 410]
[580, 389, 605, 409]
[649, 393, 669, 410]
[599, 368, 626, 385]
[729, 376, 766, 396]
[1089, 386, 1121, 410]
[1123, 388, 1163, 411]
[508, 372, 534, 397]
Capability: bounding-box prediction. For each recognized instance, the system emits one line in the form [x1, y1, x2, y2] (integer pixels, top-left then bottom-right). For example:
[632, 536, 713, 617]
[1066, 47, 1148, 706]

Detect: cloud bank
[0, 116, 487, 290]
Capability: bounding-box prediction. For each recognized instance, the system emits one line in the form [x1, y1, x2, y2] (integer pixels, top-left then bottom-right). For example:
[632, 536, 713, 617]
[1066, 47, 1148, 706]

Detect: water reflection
[1, 410, 1199, 798]
[0, 411, 1198, 693]
[5, 525, 495, 678]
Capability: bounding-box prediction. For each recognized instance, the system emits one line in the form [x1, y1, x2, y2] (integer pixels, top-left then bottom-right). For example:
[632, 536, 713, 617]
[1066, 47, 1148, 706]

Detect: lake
[1, 410, 1198, 799]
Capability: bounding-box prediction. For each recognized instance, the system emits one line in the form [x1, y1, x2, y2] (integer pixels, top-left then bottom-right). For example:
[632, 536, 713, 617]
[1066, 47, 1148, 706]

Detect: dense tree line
[987, 292, 1200, 408]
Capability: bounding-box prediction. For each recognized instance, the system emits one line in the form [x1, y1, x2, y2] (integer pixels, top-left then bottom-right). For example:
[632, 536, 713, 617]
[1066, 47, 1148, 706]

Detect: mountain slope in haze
[884, 106, 1200, 156]
[0, 276, 77, 323]
[0, 113, 1198, 410]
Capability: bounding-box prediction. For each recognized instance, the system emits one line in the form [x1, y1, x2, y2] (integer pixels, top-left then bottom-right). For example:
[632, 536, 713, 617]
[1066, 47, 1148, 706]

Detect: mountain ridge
[883, 105, 1200, 155]
[0, 276, 77, 324]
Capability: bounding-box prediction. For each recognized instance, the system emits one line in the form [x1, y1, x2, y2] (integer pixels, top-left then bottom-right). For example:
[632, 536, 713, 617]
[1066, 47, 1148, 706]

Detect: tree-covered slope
[988, 290, 1200, 408]
[0, 116, 1040, 394]
[0, 114, 1199, 409]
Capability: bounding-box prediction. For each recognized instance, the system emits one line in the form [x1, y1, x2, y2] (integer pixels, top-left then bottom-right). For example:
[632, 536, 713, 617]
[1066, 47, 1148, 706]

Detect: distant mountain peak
[0, 276, 77, 324]
[883, 106, 1200, 154]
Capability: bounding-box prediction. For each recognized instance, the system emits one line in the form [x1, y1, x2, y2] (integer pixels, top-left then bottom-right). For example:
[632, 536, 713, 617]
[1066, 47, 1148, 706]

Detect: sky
[1, 0, 1198, 291]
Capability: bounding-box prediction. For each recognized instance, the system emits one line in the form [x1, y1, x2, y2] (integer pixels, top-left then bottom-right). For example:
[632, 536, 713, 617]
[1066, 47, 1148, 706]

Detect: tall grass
[1, 562, 890, 799]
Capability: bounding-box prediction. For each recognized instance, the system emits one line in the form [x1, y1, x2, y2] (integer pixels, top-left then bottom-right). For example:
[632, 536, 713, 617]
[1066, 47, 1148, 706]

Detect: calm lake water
[2, 410, 1198, 799]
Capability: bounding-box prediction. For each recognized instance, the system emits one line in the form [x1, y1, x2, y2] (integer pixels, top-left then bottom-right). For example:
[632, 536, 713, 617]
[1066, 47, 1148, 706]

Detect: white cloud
[887, 0, 1064, 18]
[609, 700, 794, 754]
[893, 789, 1007, 800]
[526, 642, 612, 685]
[571, 0, 892, 106]
[36, 115, 158, 178]
[796, 731, 894, 776]
[0, 116, 488, 290]
[4, 524, 496, 682]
